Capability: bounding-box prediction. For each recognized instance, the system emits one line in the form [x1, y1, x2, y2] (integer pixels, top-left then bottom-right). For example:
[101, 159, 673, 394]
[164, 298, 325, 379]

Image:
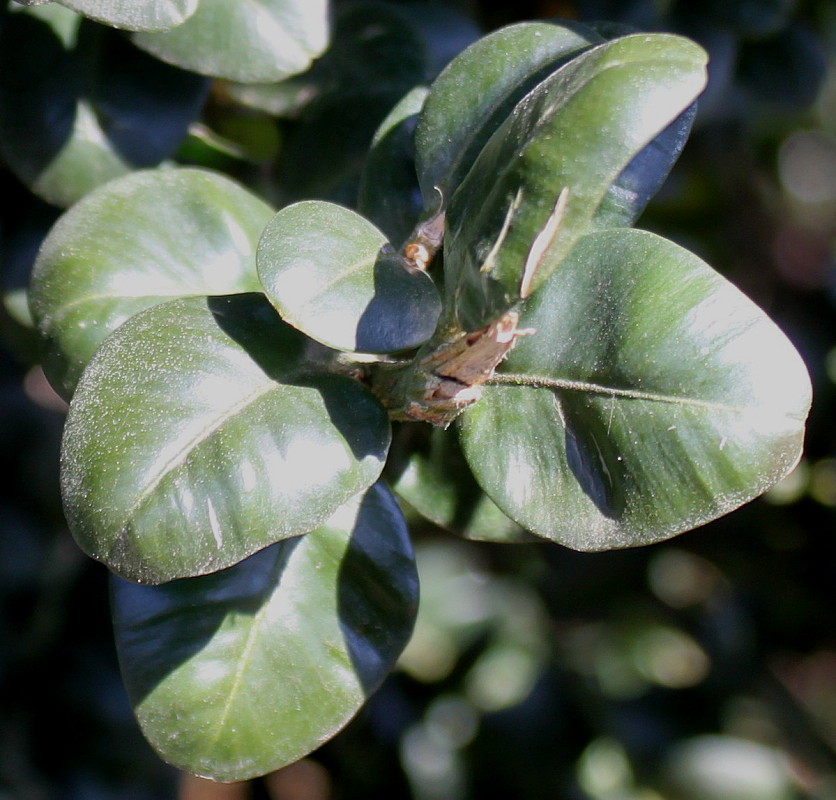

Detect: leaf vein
[489, 371, 748, 413]
[209, 601, 270, 749]
[122, 381, 276, 535]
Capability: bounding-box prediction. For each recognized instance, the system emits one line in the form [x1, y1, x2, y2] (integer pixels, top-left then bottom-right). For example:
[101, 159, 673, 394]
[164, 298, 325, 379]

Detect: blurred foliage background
[2, 0, 836, 797]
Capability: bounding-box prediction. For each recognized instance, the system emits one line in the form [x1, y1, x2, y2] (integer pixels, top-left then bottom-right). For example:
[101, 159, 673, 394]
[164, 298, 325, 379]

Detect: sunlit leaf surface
[442, 32, 708, 330]
[258, 201, 440, 353]
[415, 21, 602, 205]
[29, 168, 272, 398]
[57, 0, 198, 31]
[112, 482, 418, 781]
[134, 0, 330, 83]
[460, 229, 811, 550]
[62, 294, 391, 583]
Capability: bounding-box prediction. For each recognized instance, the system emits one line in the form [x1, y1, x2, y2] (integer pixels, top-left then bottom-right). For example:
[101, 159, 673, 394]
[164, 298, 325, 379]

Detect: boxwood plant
[27, 13, 811, 783]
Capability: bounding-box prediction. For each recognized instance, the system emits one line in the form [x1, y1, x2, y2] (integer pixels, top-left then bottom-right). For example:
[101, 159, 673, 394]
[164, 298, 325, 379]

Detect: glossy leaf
[29, 168, 273, 399]
[257, 201, 441, 353]
[459, 229, 811, 551]
[387, 424, 530, 543]
[133, 0, 329, 83]
[270, 1, 426, 203]
[414, 19, 695, 241]
[358, 87, 429, 247]
[173, 122, 257, 172]
[225, 1, 423, 119]
[112, 482, 417, 781]
[225, 0, 466, 126]
[223, 75, 322, 118]
[0, 6, 208, 206]
[55, 0, 198, 31]
[443, 33, 708, 331]
[61, 293, 391, 583]
[415, 21, 602, 206]
[590, 103, 697, 231]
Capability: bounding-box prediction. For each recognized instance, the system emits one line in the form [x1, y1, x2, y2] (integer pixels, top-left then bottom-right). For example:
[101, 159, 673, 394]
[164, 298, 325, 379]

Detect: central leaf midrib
[294, 253, 377, 313]
[120, 380, 277, 537]
[490, 371, 757, 414]
[207, 596, 271, 752]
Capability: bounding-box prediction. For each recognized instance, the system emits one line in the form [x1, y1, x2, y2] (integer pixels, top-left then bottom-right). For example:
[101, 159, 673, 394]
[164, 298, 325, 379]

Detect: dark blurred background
[2, 0, 836, 797]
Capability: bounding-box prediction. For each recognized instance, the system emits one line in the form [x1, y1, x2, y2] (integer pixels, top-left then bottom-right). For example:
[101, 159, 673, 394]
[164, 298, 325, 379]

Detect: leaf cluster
[8, 0, 814, 782]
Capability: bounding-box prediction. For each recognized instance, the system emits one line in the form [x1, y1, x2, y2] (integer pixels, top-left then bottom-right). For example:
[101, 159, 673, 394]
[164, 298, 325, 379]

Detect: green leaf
[55, 0, 198, 31]
[459, 229, 811, 551]
[415, 21, 602, 207]
[257, 201, 440, 354]
[443, 32, 708, 331]
[133, 0, 329, 83]
[270, 1, 427, 204]
[61, 293, 391, 583]
[0, 7, 209, 206]
[111, 481, 417, 782]
[590, 103, 697, 231]
[387, 424, 530, 543]
[224, 0, 469, 124]
[29, 167, 273, 399]
[358, 86, 429, 247]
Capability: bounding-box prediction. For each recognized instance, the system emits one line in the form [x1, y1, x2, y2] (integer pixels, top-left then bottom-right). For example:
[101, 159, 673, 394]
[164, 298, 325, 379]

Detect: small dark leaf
[358, 87, 428, 247]
[387, 424, 530, 543]
[258, 201, 440, 354]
